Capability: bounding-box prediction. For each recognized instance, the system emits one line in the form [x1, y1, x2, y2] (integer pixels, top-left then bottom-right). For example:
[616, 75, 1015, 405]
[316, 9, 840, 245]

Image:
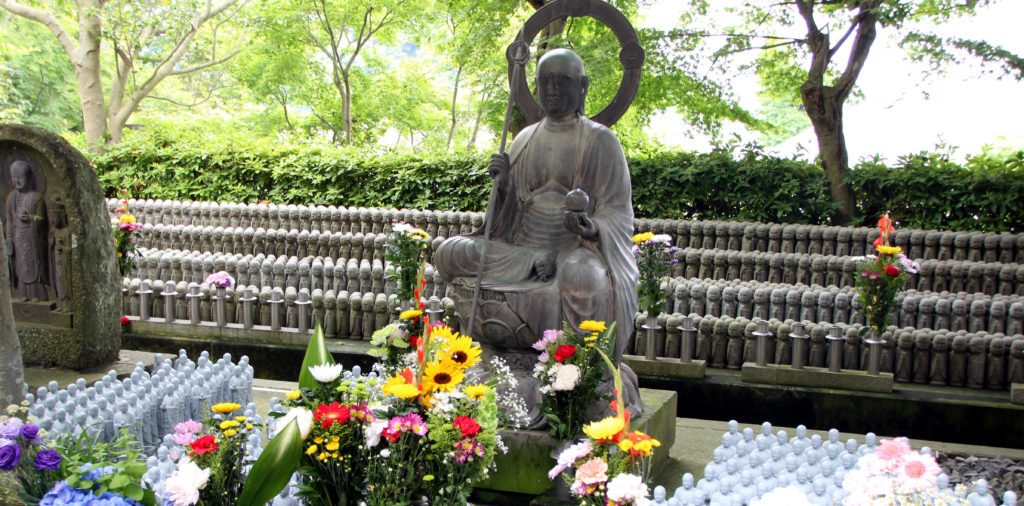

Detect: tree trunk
[801, 84, 856, 225]
[467, 95, 488, 149]
[342, 74, 353, 144]
[446, 66, 462, 151]
[0, 219, 25, 407]
[76, 0, 107, 150]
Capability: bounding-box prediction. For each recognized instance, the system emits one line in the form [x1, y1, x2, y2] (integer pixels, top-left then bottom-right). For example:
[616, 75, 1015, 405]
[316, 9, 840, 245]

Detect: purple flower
[204, 271, 234, 289]
[34, 449, 61, 470]
[0, 419, 22, 439]
[897, 254, 920, 274]
[20, 424, 40, 441]
[0, 443, 21, 470]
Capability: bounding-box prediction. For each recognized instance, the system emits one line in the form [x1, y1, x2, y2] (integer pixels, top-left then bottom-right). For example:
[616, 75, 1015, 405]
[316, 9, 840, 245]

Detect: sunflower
[429, 324, 459, 346]
[420, 360, 464, 393]
[441, 335, 481, 370]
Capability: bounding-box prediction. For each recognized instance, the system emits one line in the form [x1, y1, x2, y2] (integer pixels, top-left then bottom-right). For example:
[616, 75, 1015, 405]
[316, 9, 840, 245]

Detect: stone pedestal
[740, 362, 894, 393]
[1012, 383, 1024, 405]
[477, 389, 677, 497]
[623, 355, 706, 380]
[1, 125, 120, 370]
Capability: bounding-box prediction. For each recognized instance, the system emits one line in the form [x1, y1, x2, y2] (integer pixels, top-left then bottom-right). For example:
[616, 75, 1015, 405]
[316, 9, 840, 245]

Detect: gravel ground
[938, 453, 1024, 501]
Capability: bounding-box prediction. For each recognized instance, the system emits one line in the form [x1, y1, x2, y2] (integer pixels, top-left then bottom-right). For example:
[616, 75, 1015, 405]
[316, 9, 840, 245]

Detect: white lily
[275, 407, 314, 440]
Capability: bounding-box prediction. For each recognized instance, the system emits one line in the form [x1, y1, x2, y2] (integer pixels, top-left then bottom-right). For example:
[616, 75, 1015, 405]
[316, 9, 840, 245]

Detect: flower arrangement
[204, 271, 235, 290]
[841, 437, 964, 504]
[161, 402, 261, 506]
[370, 322, 500, 505]
[384, 221, 431, 302]
[632, 232, 679, 317]
[0, 403, 63, 502]
[549, 349, 660, 505]
[533, 320, 618, 441]
[855, 213, 919, 335]
[112, 198, 143, 276]
[368, 290, 428, 375]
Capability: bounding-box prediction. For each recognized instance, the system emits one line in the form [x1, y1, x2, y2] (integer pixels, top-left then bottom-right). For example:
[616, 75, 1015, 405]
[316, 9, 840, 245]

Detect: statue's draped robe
[6, 190, 48, 299]
[436, 114, 638, 362]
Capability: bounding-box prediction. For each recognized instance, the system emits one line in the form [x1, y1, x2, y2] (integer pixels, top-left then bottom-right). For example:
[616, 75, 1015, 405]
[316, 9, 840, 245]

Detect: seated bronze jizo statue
[434, 48, 642, 426]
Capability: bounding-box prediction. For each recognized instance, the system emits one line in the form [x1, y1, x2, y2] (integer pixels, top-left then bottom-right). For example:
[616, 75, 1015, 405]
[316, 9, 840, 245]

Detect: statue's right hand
[487, 153, 510, 187]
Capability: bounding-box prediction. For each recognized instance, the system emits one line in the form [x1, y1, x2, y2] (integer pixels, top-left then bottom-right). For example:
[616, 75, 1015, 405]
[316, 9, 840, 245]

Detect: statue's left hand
[564, 211, 598, 240]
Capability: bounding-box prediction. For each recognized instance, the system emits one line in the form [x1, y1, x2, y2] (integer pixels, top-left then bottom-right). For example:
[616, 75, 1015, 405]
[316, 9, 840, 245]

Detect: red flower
[314, 402, 351, 428]
[453, 416, 481, 438]
[885, 264, 901, 277]
[408, 334, 420, 348]
[190, 435, 218, 455]
[120, 316, 130, 327]
[553, 344, 577, 363]
[400, 368, 415, 384]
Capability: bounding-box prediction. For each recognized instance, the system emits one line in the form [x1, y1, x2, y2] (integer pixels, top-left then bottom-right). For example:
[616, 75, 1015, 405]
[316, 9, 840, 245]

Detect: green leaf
[236, 419, 304, 506]
[109, 474, 131, 489]
[297, 324, 335, 389]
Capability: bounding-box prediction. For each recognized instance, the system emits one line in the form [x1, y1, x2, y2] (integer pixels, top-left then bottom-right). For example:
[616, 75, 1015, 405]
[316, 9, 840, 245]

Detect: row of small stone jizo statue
[112, 198, 1024, 263]
[631, 313, 1023, 391]
[130, 223, 1024, 298]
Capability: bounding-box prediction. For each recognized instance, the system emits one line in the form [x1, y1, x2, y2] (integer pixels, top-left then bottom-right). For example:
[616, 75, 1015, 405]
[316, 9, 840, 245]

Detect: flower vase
[549, 441, 574, 501]
[642, 313, 660, 360]
[864, 329, 883, 375]
[216, 287, 227, 327]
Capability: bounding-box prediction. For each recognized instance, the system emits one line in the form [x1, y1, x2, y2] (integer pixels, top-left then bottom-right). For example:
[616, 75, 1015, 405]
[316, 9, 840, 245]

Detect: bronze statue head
[537, 48, 589, 120]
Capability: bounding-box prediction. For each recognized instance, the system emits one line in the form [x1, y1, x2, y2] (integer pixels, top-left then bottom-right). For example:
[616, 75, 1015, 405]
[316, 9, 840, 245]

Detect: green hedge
[92, 134, 1024, 232]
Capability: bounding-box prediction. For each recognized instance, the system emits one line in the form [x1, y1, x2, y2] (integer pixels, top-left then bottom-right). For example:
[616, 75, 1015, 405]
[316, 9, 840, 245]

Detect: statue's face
[537, 52, 586, 120]
[11, 163, 31, 191]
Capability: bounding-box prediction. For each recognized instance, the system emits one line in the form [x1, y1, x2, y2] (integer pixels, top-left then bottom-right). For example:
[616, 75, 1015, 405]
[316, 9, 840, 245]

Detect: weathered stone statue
[6, 159, 49, 300]
[433, 48, 641, 422]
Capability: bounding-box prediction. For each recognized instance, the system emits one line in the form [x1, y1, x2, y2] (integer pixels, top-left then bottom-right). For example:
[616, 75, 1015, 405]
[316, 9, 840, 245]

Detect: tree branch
[834, 0, 880, 101]
[169, 49, 241, 75]
[717, 39, 803, 57]
[0, 0, 77, 58]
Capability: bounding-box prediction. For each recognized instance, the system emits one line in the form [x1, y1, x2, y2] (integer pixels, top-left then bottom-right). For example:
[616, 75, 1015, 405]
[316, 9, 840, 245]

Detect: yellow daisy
[420, 360, 464, 393]
[400, 309, 423, 320]
[580, 320, 607, 333]
[582, 416, 625, 442]
[632, 231, 654, 244]
[464, 384, 489, 401]
[441, 335, 481, 370]
[211, 402, 241, 415]
[876, 245, 903, 255]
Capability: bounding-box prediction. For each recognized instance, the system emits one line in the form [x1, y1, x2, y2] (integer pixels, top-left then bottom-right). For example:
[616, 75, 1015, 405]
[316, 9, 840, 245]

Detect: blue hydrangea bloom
[41, 466, 144, 506]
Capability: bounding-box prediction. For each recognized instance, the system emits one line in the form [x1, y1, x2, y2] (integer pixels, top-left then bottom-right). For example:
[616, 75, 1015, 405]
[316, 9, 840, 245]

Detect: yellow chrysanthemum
[234, 416, 247, 422]
[246, 424, 254, 430]
[583, 416, 625, 442]
[285, 389, 301, 401]
[420, 360, 464, 393]
[580, 320, 607, 333]
[219, 420, 240, 430]
[211, 402, 241, 415]
[441, 335, 481, 370]
[876, 245, 903, 255]
[400, 309, 423, 320]
[464, 384, 489, 401]
[224, 429, 237, 438]
[118, 213, 137, 224]
[632, 231, 654, 244]
[325, 441, 340, 452]
[387, 383, 421, 399]
[306, 444, 318, 455]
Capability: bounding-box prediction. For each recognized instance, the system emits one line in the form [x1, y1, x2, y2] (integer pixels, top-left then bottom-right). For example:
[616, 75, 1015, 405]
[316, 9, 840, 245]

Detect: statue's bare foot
[533, 252, 556, 282]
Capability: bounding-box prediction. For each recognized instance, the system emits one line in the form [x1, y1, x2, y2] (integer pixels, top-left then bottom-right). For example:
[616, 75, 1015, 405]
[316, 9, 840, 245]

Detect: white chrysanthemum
[605, 473, 650, 505]
[551, 364, 581, 391]
[308, 363, 343, 383]
[649, 234, 672, 244]
[275, 407, 313, 439]
[750, 485, 812, 506]
[364, 419, 388, 448]
[164, 458, 210, 506]
[391, 222, 413, 234]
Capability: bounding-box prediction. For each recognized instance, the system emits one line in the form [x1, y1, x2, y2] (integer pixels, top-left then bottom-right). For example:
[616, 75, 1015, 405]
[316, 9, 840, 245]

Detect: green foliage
[55, 429, 157, 505]
[92, 131, 1024, 232]
[0, 13, 81, 132]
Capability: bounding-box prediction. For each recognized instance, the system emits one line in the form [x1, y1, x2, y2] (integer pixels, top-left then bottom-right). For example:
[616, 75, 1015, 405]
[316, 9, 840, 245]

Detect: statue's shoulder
[580, 117, 623, 149]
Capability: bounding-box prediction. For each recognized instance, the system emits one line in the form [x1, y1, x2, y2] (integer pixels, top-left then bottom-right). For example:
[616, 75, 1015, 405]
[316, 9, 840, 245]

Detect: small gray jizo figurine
[967, 479, 997, 506]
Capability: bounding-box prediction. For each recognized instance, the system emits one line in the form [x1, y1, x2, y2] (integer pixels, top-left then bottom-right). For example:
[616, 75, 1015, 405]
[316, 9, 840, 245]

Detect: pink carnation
[573, 457, 608, 487]
[875, 437, 911, 462]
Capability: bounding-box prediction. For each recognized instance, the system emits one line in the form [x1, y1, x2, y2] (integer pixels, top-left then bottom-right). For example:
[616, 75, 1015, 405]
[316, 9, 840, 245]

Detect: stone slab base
[623, 355, 706, 380]
[740, 363, 894, 393]
[1012, 383, 1024, 405]
[477, 388, 678, 497]
[12, 300, 72, 327]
